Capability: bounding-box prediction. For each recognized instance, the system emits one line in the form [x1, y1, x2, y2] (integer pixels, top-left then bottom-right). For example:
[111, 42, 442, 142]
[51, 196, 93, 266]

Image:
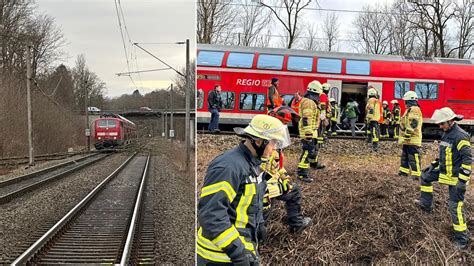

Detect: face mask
[250, 139, 269, 158]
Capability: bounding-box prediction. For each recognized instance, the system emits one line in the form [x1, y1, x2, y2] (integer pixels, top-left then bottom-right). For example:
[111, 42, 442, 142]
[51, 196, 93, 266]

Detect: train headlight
[113, 137, 117, 140]
[98, 137, 101, 140]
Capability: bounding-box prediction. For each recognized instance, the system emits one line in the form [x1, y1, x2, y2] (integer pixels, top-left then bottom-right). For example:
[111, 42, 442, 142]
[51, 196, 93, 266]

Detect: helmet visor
[253, 124, 291, 149]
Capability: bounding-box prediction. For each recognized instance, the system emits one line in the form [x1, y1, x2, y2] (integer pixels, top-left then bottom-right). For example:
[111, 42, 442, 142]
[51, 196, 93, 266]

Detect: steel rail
[11, 153, 137, 265]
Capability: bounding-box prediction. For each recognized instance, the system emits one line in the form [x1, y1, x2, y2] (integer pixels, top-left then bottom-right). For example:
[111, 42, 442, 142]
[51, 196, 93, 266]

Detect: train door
[327, 80, 342, 123]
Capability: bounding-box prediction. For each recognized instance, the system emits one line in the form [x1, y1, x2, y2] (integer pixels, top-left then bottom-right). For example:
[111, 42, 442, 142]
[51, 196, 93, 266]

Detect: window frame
[197, 89, 205, 109]
[238, 92, 266, 111]
[414, 82, 439, 100]
[219, 91, 236, 110]
[316, 57, 342, 74]
[394, 81, 411, 99]
[226, 52, 255, 69]
[197, 50, 225, 67]
[345, 59, 371, 75]
[281, 94, 295, 106]
[256, 54, 284, 70]
[287, 55, 313, 72]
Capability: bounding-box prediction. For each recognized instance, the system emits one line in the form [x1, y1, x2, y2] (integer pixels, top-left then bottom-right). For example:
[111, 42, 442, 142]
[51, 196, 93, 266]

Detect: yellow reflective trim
[461, 164, 472, 170]
[197, 228, 221, 252]
[457, 201, 465, 226]
[457, 140, 471, 151]
[235, 183, 255, 228]
[400, 166, 410, 174]
[197, 245, 231, 263]
[414, 153, 420, 173]
[439, 174, 458, 186]
[201, 181, 236, 202]
[420, 185, 433, 193]
[298, 151, 309, 169]
[453, 223, 467, 232]
[445, 146, 453, 178]
[459, 174, 470, 182]
[212, 226, 239, 249]
[239, 236, 256, 252]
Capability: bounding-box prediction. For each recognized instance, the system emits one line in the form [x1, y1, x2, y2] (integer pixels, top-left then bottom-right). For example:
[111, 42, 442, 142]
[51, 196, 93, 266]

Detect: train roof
[198, 44, 474, 66]
[96, 114, 136, 126]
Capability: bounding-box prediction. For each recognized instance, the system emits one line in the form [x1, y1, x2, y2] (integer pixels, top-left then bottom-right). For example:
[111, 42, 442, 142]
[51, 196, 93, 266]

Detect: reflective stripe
[197, 245, 231, 263]
[439, 174, 458, 186]
[413, 153, 421, 176]
[457, 140, 471, 151]
[201, 181, 236, 202]
[420, 185, 433, 193]
[459, 174, 470, 182]
[197, 227, 255, 253]
[372, 127, 379, 142]
[235, 183, 255, 228]
[298, 151, 309, 169]
[461, 164, 472, 170]
[453, 201, 467, 232]
[400, 166, 410, 174]
[446, 147, 453, 177]
[212, 226, 239, 249]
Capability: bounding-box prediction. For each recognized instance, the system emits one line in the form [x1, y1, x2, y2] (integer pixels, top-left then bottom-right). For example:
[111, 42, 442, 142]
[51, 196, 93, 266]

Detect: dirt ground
[197, 134, 473, 264]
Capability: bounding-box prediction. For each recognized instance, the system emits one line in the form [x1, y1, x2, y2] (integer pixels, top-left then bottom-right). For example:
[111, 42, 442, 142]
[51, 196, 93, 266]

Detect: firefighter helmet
[329, 97, 336, 103]
[403, 91, 418, 101]
[368, 88, 377, 97]
[322, 83, 331, 92]
[382, 100, 388, 105]
[431, 107, 463, 124]
[391, 99, 399, 104]
[234, 114, 291, 149]
[306, 80, 323, 94]
[269, 106, 299, 124]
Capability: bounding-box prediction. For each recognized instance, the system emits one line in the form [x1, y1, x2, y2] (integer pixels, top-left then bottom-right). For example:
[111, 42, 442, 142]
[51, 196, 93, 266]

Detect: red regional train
[196, 44, 474, 136]
[93, 114, 137, 150]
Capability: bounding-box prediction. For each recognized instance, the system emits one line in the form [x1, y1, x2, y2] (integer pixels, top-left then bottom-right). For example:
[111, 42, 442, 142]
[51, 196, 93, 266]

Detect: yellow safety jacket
[392, 106, 401, 125]
[365, 97, 381, 122]
[299, 97, 320, 139]
[398, 105, 423, 146]
[437, 124, 472, 186]
[261, 150, 291, 199]
[331, 104, 338, 122]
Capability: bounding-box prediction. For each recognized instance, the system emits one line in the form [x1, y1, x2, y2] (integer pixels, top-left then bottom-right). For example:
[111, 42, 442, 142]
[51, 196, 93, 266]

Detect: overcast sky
[36, 0, 195, 98]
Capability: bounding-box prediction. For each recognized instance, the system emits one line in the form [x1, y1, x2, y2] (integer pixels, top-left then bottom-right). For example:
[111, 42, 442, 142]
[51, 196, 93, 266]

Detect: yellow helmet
[368, 88, 377, 97]
[391, 99, 399, 104]
[403, 91, 418, 101]
[307, 80, 323, 94]
[329, 97, 336, 103]
[322, 83, 331, 92]
[234, 114, 291, 149]
[382, 100, 388, 105]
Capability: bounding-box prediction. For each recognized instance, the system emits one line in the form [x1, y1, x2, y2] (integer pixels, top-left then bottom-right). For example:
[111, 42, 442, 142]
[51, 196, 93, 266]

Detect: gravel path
[0, 153, 129, 263]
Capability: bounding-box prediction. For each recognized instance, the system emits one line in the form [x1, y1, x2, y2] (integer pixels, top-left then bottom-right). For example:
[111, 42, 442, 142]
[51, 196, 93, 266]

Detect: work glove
[279, 178, 291, 194]
[257, 224, 268, 244]
[232, 249, 257, 266]
[431, 159, 439, 168]
[455, 179, 467, 193]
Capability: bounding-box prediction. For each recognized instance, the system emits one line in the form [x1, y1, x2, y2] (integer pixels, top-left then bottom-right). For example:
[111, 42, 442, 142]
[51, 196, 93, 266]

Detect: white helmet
[391, 100, 399, 104]
[382, 100, 388, 105]
[431, 107, 463, 124]
[403, 91, 418, 101]
[329, 97, 336, 103]
[368, 88, 377, 97]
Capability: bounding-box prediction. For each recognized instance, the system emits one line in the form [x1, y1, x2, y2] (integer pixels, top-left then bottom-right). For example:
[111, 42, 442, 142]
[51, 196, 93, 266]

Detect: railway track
[0, 151, 96, 166]
[12, 153, 154, 265]
[0, 153, 109, 204]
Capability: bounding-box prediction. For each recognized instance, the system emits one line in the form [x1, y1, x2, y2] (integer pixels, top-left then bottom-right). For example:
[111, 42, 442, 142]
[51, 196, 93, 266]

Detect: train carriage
[196, 44, 474, 136]
[94, 114, 137, 150]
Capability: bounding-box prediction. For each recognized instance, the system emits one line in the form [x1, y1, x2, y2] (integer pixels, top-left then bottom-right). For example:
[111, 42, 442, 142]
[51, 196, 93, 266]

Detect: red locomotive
[196, 44, 474, 136]
[93, 114, 137, 150]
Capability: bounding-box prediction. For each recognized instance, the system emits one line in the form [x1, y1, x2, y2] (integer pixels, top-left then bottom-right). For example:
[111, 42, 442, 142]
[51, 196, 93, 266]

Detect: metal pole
[26, 45, 34, 166]
[165, 105, 168, 139]
[185, 39, 191, 170]
[170, 83, 174, 138]
[84, 80, 90, 151]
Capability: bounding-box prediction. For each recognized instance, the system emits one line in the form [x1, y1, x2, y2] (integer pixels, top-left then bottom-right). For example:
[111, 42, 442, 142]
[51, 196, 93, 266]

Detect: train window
[317, 58, 342, 74]
[239, 93, 265, 111]
[220, 91, 236, 110]
[346, 60, 370, 75]
[281, 94, 294, 105]
[98, 120, 117, 128]
[197, 51, 225, 66]
[227, 53, 254, 68]
[197, 89, 204, 109]
[257, 54, 284, 70]
[197, 74, 221, 80]
[394, 81, 410, 99]
[287, 56, 313, 72]
[415, 83, 438, 99]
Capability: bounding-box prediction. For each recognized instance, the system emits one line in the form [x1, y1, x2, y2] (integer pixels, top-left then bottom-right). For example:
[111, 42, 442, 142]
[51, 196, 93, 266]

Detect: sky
[35, 0, 196, 98]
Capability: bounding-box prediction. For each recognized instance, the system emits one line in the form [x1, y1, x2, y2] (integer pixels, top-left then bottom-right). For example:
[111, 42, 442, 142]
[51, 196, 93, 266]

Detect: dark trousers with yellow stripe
[297, 139, 317, 178]
[381, 123, 389, 137]
[367, 121, 380, 149]
[197, 256, 258, 266]
[318, 122, 325, 146]
[392, 123, 400, 138]
[400, 145, 421, 177]
[420, 169, 468, 245]
[263, 183, 304, 228]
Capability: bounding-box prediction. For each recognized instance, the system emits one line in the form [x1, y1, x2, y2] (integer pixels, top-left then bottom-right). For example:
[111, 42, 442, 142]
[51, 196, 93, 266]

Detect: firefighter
[416, 107, 471, 249]
[289, 91, 303, 132]
[365, 88, 381, 151]
[398, 91, 423, 179]
[318, 83, 331, 146]
[197, 114, 291, 265]
[261, 106, 312, 234]
[391, 100, 401, 138]
[329, 98, 338, 136]
[381, 100, 391, 138]
[297, 80, 325, 183]
[266, 77, 284, 111]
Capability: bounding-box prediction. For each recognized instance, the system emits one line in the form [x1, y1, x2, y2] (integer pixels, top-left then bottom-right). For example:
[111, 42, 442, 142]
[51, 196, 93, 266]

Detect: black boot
[290, 217, 312, 233]
[310, 162, 325, 169]
[298, 175, 313, 183]
[414, 199, 432, 213]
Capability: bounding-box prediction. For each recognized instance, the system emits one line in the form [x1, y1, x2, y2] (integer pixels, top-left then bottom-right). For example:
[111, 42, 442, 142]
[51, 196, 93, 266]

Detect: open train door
[368, 82, 383, 100]
[327, 79, 342, 123]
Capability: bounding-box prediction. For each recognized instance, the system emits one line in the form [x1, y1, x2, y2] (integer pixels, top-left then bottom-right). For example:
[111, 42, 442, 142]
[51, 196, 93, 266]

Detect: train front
[94, 118, 122, 150]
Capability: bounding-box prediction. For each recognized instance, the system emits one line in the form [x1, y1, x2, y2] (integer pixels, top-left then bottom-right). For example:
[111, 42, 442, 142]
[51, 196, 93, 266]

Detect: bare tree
[322, 12, 339, 52]
[407, 0, 457, 58]
[388, 0, 417, 56]
[197, 0, 236, 44]
[235, 0, 271, 46]
[302, 22, 322, 51]
[352, 4, 392, 54]
[72, 55, 106, 109]
[451, 0, 474, 58]
[260, 0, 312, 48]
[255, 28, 272, 48]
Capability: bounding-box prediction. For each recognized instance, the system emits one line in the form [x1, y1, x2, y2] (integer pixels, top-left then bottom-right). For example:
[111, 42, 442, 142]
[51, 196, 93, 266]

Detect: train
[93, 114, 137, 150]
[196, 44, 474, 136]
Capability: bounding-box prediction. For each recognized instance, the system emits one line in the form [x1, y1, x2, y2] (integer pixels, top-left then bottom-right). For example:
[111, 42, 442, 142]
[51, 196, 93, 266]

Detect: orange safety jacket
[290, 95, 302, 114]
[266, 85, 283, 107]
